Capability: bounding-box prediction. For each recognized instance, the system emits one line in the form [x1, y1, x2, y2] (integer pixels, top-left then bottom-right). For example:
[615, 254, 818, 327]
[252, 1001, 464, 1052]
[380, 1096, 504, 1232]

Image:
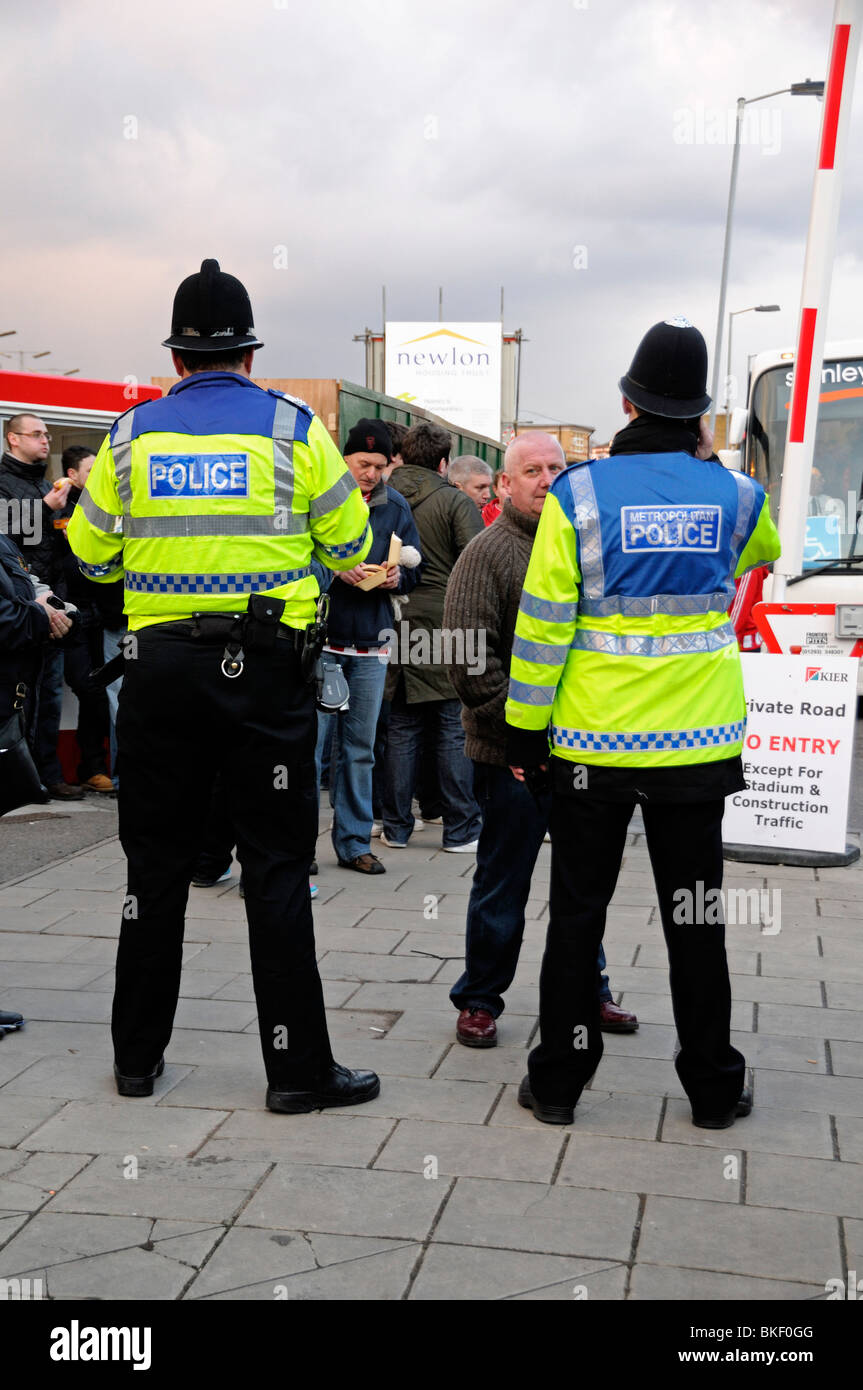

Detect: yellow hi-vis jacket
[67, 371, 372, 632]
[505, 451, 781, 768]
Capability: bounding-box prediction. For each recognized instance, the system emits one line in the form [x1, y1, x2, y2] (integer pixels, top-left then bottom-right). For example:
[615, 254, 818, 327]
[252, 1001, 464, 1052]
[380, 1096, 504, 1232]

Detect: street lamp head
[755, 304, 781, 312]
[791, 79, 825, 98]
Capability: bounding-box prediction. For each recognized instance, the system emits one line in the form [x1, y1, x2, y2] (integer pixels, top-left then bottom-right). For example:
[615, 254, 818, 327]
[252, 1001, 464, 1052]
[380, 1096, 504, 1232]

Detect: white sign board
[385, 322, 502, 439]
[723, 654, 859, 854]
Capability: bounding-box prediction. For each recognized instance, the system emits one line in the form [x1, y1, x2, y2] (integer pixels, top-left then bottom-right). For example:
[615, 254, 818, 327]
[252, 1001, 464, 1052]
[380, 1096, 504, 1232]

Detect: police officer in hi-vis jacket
[506, 317, 780, 1130]
[68, 259, 381, 1113]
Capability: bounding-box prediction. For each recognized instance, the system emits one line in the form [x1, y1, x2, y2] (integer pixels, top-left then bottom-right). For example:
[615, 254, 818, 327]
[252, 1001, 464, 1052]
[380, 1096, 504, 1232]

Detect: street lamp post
[709, 79, 825, 437]
[724, 304, 780, 413]
[0, 349, 51, 371]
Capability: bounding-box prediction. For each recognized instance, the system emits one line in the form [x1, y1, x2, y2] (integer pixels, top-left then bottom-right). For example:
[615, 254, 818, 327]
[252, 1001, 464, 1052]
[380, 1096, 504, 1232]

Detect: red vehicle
[0, 370, 163, 785]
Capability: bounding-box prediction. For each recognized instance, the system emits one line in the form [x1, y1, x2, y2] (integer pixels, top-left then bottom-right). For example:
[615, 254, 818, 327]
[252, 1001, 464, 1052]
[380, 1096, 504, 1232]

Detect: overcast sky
[1, 0, 861, 439]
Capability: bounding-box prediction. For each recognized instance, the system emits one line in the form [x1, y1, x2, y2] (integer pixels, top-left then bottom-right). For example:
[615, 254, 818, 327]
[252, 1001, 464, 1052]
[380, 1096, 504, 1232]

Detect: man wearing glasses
[0, 415, 82, 798]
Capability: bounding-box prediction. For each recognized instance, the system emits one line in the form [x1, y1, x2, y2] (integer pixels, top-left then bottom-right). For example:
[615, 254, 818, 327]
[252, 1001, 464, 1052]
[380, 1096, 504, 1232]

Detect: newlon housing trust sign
[723, 655, 859, 854]
[385, 322, 502, 440]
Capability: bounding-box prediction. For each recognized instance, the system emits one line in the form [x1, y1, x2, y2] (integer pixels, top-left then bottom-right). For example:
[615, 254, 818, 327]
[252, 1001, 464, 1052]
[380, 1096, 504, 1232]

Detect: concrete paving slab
[662, 1098, 835, 1158]
[238, 1163, 447, 1239]
[637, 1195, 841, 1282]
[44, 911, 120, 937]
[184, 1227, 418, 1300]
[756, 1070, 863, 1116]
[0, 961, 118, 990]
[176, 1104, 392, 1169]
[3, 1096, 67, 1147]
[835, 1117, 863, 1163]
[746, 1152, 863, 1217]
[831, 1042, 863, 1078]
[0, 1149, 91, 1213]
[559, 1133, 739, 1202]
[2, 1054, 192, 1104]
[489, 1085, 664, 1140]
[0, 1210, 151, 1276]
[731, 1032, 827, 1074]
[0, 932, 85, 962]
[23, 1100, 229, 1157]
[433, 1176, 638, 1260]
[583, 1054, 687, 1100]
[317, 951, 442, 983]
[0, 988, 111, 1024]
[329, 1038, 448, 1078]
[336, 1076, 500, 1125]
[374, 1118, 564, 1182]
[47, 1152, 270, 1221]
[409, 1245, 628, 1300]
[629, 1264, 828, 1300]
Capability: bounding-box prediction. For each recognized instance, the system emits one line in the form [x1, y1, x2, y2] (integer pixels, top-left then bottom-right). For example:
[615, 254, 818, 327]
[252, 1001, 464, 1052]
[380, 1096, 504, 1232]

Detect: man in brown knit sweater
[443, 433, 638, 1046]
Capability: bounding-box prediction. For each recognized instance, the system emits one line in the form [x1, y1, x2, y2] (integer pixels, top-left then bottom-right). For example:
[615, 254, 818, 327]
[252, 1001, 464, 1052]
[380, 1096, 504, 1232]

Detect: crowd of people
[0, 422, 123, 802]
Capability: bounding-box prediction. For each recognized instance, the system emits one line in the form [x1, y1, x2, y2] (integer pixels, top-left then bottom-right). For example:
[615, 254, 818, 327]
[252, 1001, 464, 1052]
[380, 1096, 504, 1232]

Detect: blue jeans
[32, 645, 65, 786]
[103, 627, 126, 789]
[382, 690, 481, 847]
[314, 653, 388, 862]
[450, 763, 611, 1017]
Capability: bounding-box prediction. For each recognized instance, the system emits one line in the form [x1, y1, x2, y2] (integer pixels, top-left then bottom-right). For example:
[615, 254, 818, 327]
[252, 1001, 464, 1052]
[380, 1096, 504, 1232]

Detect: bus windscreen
[748, 359, 863, 568]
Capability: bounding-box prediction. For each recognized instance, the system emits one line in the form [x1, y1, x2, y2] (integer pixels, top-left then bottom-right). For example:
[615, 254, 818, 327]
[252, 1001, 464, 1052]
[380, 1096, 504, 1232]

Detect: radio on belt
[835, 604, 863, 639]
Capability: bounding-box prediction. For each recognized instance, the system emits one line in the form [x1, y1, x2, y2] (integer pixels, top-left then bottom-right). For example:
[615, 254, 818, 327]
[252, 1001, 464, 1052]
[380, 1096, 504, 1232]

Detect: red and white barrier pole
[773, 0, 862, 600]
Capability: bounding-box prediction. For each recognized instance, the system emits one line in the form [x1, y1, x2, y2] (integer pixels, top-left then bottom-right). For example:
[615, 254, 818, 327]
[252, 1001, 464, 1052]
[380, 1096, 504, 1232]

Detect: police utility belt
[91, 594, 349, 713]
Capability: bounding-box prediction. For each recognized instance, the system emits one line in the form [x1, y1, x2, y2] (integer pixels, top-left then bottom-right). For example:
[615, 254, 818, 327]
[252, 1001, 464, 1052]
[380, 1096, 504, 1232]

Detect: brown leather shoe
[599, 999, 639, 1032]
[337, 853, 386, 875]
[456, 1007, 497, 1048]
[82, 774, 115, 794]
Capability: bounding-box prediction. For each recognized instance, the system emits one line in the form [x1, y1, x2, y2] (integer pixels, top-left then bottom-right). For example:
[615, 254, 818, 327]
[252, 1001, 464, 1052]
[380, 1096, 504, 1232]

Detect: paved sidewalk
[0, 811, 861, 1302]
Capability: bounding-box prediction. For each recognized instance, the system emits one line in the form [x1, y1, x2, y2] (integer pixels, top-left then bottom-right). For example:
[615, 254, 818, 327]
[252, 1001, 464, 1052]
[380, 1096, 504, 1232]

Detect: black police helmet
[619, 316, 711, 418]
[162, 258, 264, 353]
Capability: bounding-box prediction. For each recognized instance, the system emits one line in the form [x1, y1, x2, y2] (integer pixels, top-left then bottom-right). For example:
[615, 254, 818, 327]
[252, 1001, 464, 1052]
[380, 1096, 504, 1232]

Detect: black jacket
[0, 450, 59, 586]
[0, 533, 50, 720]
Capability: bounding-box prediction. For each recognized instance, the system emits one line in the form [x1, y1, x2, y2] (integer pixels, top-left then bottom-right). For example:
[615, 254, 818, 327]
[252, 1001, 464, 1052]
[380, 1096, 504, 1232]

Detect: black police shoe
[691, 1086, 753, 1130]
[266, 1062, 380, 1114]
[114, 1057, 165, 1098]
[0, 1009, 24, 1033]
[517, 1074, 576, 1126]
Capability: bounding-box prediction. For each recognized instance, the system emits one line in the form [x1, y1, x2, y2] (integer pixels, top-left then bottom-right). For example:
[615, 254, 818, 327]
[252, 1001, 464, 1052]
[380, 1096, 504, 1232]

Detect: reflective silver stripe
[272, 397, 297, 519]
[567, 465, 604, 598]
[512, 634, 571, 665]
[570, 622, 737, 657]
[578, 590, 734, 618]
[508, 677, 557, 707]
[550, 719, 746, 752]
[729, 469, 757, 568]
[519, 590, 577, 624]
[112, 409, 136, 508]
[124, 565, 311, 595]
[310, 470, 358, 518]
[78, 489, 122, 536]
[123, 512, 309, 538]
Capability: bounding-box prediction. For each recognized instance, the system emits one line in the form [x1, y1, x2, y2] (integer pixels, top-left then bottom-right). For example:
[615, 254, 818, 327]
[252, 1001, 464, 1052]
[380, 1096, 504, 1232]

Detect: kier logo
[805, 667, 848, 682]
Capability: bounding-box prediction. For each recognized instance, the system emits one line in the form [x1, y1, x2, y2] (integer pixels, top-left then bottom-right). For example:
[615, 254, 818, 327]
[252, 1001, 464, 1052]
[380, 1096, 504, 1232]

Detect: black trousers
[114, 626, 333, 1088]
[529, 793, 745, 1116]
[62, 618, 110, 780]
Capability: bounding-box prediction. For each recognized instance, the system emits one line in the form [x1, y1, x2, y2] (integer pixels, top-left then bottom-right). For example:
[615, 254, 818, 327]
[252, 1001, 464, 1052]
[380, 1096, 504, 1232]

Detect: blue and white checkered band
[319, 527, 370, 561]
[78, 556, 122, 579]
[124, 566, 311, 595]
[550, 720, 746, 752]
